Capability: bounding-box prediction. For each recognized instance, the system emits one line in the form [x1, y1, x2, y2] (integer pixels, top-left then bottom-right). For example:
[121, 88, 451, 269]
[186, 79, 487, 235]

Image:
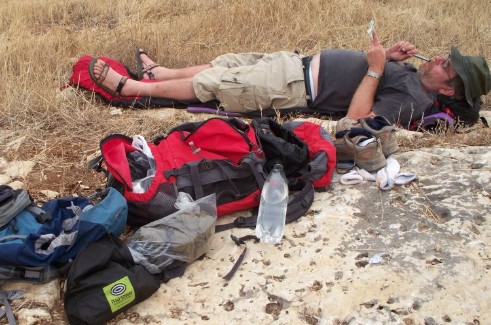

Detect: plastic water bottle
[255, 164, 289, 244]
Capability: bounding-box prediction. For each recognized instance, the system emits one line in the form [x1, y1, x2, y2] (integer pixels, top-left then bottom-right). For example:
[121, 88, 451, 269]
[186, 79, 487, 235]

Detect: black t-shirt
[311, 49, 434, 127]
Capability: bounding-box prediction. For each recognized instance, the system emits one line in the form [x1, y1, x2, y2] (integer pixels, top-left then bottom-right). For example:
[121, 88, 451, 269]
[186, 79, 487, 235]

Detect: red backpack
[91, 117, 335, 228]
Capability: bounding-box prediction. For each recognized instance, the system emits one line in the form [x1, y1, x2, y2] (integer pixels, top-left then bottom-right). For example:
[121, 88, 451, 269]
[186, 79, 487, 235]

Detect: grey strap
[0, 290, 16, 325]
[0, 190, 32, 228]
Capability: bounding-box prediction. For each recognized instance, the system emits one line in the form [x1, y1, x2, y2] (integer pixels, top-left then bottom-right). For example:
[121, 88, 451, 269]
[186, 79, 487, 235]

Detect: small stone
[40, 190, 60, 200]
[411, 299, 422, 310]
[442, 315, 451, 322]
[334, 271, 343, 280]
[470, 163, 484, 169]
[223, 300, 234, 311]
[424, 317, 436, 325]
[355, 260, 368, 268]
[434, 243, 442, 252]
[110, 107, 123, 115]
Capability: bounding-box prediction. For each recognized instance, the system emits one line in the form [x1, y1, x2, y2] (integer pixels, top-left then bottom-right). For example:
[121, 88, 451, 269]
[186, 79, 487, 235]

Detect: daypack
[64, 234, 161, 325]
[0, 187, 128, 283]
[91, 117, 335, 229]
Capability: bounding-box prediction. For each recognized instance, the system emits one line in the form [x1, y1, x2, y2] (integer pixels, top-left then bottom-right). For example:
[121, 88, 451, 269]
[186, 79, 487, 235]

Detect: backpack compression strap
[0, 265, 63, 284]
[215, 180, 314, 232]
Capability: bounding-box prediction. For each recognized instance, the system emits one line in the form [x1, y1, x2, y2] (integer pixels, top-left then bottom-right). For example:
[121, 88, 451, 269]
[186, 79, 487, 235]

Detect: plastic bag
[127, 193, 217, 274]
[129, 135, 157, 193]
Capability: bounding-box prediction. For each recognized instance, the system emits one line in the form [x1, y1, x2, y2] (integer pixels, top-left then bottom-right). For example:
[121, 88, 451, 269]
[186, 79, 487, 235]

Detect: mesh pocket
[127, 182, 178, 228]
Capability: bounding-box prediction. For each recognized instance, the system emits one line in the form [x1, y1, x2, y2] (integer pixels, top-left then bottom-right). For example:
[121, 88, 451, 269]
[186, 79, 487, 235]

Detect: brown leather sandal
[135, 48, 160, 80]
[89, 57, 128, 97]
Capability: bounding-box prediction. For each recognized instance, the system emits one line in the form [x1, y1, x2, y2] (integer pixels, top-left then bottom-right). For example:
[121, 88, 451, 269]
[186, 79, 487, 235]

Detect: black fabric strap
[480, 116, 489, 128]
[222, 235, 258, 281]
[190, 164, 204, 199]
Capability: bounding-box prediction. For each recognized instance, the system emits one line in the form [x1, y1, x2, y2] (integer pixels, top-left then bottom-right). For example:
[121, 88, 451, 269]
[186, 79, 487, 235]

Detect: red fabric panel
[217, 190, 261, 217]
[100, 137, 138, 190]
[292, 122, 336, 187]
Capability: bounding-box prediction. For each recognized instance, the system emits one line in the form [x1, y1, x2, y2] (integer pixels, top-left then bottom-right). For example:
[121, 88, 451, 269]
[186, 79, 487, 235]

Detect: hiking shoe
[359, 116, 399, 157]
[335, 128, 387, 172]
[334, 129, 355, 163]
[335, 117, 360, 133]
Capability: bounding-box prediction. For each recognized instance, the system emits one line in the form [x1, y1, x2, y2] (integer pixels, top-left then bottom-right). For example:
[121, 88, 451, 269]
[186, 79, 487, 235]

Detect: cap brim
[450, 47, 473, 106]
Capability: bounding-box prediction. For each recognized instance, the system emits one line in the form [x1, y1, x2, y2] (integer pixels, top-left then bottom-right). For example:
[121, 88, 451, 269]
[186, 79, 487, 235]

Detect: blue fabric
[0, 188, 127, 267]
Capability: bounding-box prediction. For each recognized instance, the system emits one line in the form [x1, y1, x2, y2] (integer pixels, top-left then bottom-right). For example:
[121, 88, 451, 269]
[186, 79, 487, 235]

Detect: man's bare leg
[138, 49, 212, 80]
[93, 58, 198, 100]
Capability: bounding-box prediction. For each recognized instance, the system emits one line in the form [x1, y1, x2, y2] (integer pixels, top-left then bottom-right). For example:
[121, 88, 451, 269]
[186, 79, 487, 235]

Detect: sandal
[141, 63, 160, 80]
[135, 48, 160, 80]
[89, 57, 128, 97]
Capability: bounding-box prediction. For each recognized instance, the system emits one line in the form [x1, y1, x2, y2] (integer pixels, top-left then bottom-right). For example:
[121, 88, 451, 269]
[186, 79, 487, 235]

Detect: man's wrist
[366, 70, 381, 80]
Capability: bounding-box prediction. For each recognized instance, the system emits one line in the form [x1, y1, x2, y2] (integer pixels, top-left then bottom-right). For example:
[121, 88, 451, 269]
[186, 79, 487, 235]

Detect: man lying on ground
[90, 31, 491, 129]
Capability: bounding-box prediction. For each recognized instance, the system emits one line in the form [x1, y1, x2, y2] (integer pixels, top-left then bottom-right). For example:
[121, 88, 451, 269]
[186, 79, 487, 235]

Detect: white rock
[7, 180, 24, 189]
[56, 86, 78, 101]
[110, 107, 123, 115]
[0, 174, 12, 184]
[396, 128, 423, 140]
[16, 308, 52, 324]
[0, 157, 7, 171]
[5, 161, 36, 179]
[5, 135, 26, 152]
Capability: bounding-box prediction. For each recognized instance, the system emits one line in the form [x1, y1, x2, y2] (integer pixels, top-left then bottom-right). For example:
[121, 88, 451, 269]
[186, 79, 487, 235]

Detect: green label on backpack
[103, 276, 135, 313]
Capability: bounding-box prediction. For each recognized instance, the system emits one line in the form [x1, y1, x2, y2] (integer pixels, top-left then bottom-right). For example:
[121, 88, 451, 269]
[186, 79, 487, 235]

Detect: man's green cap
[451, 46, 491, 106]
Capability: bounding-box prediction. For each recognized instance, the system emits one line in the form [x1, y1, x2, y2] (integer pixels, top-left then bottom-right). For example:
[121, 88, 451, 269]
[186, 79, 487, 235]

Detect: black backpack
[64, 234, 161, 325]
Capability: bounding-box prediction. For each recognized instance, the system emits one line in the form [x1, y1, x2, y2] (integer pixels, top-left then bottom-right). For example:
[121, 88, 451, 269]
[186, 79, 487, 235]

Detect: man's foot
[136, 49, 166, 80]
[90, 58, 129, 97]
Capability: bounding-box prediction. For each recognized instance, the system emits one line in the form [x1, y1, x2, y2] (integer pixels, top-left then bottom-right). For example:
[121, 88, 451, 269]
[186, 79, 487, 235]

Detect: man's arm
[346, 31, 386, 119]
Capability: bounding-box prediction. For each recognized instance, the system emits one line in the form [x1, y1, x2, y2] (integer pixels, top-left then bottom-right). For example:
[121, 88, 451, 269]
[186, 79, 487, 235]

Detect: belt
[302, 56, 313, 106]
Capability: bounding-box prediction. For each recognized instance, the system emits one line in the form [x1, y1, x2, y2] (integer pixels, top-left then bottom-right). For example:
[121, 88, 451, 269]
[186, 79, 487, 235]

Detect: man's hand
[385, 41, 418, 61]
[367, 30, 386, 74]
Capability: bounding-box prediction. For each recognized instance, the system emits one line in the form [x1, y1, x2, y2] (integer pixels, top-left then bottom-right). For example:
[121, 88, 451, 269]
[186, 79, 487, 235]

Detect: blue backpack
[0, 186, 128, 283]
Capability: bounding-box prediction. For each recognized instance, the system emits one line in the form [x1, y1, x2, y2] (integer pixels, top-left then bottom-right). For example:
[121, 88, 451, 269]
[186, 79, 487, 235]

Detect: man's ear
[438, 87, 456, 97]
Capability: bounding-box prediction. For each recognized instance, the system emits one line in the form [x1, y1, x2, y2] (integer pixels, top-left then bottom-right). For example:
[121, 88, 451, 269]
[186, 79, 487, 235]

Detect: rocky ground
[1, 112, 490, 325]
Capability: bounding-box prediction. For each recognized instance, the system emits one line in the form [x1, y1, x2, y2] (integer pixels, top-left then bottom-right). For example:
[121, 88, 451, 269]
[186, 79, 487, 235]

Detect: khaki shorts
[192, 51, 307, 113]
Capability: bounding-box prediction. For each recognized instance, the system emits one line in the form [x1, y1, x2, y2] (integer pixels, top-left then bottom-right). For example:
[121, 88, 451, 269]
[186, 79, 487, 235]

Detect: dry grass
[0, 0, 490, 197]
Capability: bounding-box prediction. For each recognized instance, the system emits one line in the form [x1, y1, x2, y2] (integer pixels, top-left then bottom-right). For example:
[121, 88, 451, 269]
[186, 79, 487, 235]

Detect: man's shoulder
[383, 62, 418, 82]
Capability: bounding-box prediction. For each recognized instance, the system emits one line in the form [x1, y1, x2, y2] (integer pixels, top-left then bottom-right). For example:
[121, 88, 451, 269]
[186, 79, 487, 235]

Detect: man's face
[418, 54, 458, 94]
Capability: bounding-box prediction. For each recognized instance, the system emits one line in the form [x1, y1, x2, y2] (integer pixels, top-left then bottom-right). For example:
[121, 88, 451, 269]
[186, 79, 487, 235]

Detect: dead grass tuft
[0, 0, 490, 196]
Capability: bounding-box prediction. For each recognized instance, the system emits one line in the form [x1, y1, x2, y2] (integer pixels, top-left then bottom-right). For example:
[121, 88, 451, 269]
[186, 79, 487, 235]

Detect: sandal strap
[142, 63, 160, 80]
[141, 63, 160, 73]
[115, 76, 128, 96]
[98, 63, 110, 83]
